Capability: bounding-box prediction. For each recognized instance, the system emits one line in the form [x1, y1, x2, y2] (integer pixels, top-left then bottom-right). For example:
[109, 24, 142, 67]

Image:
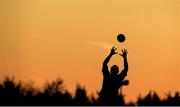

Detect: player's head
[110, 65, 119, 75]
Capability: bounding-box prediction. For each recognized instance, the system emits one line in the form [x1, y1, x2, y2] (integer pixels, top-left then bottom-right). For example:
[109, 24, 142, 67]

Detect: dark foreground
[0, 77, 179, 106]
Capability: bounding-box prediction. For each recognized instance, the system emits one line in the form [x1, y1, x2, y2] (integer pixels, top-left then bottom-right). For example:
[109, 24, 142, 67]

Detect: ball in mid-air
[117, 34, 126, 43]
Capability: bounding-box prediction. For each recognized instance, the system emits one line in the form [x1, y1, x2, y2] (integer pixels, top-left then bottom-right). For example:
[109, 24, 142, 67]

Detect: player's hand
[110, 46, 117, 55]
[119, 48, 128, 58]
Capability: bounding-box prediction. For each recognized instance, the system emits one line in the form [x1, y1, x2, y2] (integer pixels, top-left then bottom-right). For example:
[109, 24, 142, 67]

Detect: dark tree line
[0, 77, 179, 106]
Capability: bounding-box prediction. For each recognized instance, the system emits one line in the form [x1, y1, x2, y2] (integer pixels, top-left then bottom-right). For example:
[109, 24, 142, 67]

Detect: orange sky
[0, 0, 180, 102]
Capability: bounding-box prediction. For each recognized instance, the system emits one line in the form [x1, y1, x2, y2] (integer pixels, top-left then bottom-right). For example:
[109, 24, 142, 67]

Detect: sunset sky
[0, 0, 180, 102]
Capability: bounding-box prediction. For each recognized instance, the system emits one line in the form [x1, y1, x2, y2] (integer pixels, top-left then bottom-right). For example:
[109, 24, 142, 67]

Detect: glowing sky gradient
[0, 0, 180, 102]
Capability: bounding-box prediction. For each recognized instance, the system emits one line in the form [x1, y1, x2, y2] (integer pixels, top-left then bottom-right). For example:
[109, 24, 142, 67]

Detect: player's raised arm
[118, 49, 128, 78]
[102, 46, 117, 76]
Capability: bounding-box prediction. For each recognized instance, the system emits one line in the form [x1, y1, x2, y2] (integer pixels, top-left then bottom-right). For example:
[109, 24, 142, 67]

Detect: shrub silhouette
[162, 92, 180, 106]
[137, 91, 161, 106]
[74, 85, 91, 105]
[0, 76, 179, 105]
[0, 77, 23, 105]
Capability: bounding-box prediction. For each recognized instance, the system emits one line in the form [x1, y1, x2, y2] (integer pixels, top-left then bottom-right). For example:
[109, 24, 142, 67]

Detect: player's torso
[101, 75, 123, 95]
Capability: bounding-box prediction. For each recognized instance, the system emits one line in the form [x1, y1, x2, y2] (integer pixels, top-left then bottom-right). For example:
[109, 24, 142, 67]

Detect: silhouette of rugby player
[99, 46, 128, 105]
